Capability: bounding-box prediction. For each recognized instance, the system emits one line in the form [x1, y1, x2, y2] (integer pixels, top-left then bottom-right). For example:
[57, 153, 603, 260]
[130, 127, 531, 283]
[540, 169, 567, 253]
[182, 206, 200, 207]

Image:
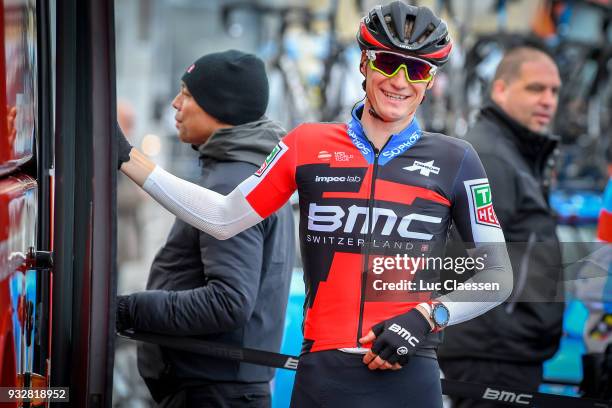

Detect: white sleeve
[438, 244, 513, 326]
[142, 166, 263, 240]
[441, 146, 514, 326]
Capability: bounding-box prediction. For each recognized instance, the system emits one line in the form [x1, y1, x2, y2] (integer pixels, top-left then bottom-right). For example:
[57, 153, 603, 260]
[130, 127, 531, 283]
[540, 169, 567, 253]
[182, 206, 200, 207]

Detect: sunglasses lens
[372, 53, 432, 81]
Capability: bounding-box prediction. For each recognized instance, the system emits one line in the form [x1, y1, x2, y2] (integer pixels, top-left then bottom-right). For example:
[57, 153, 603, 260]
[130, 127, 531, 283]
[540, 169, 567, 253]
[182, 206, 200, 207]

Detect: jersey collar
[347, 103, 422, 166]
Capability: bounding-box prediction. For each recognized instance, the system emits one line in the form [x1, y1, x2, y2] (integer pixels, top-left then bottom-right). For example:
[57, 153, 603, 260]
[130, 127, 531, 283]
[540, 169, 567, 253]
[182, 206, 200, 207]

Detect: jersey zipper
[356, 139, 389, 346]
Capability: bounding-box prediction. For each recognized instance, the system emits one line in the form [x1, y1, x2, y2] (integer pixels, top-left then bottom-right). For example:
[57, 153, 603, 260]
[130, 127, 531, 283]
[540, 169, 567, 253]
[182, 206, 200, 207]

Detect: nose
[171, 93, 182, 110]
[388, 66, 410, 88]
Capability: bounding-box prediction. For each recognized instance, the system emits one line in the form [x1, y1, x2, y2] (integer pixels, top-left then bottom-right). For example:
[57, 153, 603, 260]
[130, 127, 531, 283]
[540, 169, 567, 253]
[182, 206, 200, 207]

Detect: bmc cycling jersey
[233, 104, 508, 355]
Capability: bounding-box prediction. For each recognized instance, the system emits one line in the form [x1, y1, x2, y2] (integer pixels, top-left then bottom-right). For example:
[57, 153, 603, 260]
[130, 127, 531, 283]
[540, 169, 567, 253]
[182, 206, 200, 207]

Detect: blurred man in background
[115, 50, 295, 408]
[117, 99, 145, 264]
[439, 46, 564, 407]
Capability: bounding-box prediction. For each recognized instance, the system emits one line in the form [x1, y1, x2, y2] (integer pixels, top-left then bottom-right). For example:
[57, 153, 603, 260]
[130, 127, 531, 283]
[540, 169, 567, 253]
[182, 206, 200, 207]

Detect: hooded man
[115, 50, 295, 408]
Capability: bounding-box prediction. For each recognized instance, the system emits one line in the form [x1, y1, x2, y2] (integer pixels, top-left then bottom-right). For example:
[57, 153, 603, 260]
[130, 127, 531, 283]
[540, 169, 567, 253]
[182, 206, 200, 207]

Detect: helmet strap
[368, 105, 387, 122]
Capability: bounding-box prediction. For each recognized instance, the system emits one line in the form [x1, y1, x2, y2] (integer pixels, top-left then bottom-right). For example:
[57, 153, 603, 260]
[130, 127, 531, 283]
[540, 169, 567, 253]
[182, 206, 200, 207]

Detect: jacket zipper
[356, 140, 389, 346]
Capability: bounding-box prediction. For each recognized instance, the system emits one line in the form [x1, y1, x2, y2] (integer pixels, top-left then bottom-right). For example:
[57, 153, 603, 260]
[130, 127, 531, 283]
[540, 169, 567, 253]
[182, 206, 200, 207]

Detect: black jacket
[438, 102, 565, 363]
[124, 119, 295, 400]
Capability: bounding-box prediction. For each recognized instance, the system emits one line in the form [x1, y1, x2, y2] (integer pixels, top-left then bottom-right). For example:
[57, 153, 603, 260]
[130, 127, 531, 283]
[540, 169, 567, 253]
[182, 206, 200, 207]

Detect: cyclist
[118, 2, 513, 406]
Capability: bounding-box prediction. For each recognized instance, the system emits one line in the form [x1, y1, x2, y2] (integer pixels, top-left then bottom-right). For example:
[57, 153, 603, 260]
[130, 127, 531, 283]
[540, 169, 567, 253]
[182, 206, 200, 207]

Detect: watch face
[433, 304, 450, 326]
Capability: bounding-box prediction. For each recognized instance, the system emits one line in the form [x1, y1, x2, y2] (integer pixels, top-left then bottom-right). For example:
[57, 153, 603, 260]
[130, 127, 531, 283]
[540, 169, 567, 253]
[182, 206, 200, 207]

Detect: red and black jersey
[238, 104, 504, 355]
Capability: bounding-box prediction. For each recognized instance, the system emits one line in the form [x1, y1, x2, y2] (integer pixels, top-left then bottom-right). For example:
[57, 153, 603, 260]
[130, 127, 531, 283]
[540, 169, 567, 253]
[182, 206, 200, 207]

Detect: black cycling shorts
[289, 350, 442, 408]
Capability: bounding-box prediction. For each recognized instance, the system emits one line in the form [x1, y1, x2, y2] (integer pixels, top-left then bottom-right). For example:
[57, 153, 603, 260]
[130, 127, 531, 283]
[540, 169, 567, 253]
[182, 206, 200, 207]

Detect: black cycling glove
[116, 123, 133, 170]
[370, 308, 431, 365]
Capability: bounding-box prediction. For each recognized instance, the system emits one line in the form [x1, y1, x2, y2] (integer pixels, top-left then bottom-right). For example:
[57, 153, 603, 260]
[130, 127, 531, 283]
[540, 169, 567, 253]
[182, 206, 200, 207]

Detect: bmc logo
[482, 388, 533, 405]
[283, 357, 299, 370]
[307, 203, 442, 240]
[389, 323, 419, 347]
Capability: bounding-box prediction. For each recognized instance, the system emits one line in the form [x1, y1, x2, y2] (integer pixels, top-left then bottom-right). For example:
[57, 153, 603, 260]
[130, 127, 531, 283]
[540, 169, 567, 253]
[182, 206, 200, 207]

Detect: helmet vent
[384, 15, 436, 45]
[369, 13, 381, 34]
[384, 15, 415, 44]
[416, 23, 436, 44]
[384, 14, 398, 38]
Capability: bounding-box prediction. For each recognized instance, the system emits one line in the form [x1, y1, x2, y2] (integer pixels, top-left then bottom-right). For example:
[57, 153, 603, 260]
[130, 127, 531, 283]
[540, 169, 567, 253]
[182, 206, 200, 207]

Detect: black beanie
[181, 50, 269, 126]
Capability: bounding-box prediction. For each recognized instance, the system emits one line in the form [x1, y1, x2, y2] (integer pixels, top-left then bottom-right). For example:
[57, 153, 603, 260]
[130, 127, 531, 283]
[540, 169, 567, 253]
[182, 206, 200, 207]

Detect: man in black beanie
[116, 50, 295, 407]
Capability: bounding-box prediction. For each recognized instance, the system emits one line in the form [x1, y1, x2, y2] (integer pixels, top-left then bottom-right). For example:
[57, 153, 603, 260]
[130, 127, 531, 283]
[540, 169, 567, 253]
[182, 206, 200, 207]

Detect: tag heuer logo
[403, 160, 440, 177]
[470, 184, 500, 227]
[255, 143, 285, 177]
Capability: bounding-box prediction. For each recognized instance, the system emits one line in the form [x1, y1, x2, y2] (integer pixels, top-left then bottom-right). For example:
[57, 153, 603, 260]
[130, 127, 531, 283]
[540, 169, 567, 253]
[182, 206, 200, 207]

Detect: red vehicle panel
[0, 0, 36, 176]
[0, 174, 37, 406]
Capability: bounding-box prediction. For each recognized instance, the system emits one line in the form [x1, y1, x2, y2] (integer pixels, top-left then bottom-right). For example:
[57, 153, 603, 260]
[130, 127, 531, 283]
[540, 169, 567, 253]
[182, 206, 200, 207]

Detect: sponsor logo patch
[255, 143, 284, 177]
[482, 388, 532, 405]
[317, 150, 332, 161]
[283, 357, 299, 370]
[389, 323, 419, 347]
[308, 203, 441, 240]
[403, 160, 440, 177]
[382, 132, 420, 159]
[347, 127, 372, 157]
[314, 175, 361, 183]
[334, 152, 353, 162]
[470, 183, 500, 227]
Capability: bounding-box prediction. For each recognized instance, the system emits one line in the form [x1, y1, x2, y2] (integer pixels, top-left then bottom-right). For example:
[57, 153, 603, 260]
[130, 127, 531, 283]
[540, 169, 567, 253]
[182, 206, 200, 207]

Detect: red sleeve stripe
[376, 179, 450, 206]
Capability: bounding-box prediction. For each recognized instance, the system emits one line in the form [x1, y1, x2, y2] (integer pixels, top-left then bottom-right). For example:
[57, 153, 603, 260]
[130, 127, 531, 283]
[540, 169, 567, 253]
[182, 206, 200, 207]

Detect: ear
[360, 52, 368, 76]
[490, 79, 507, 104]
[426, 76, 436, 89]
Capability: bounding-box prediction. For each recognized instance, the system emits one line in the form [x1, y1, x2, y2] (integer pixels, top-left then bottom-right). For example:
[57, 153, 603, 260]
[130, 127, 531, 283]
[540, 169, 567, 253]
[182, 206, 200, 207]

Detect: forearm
[128, 287, 253, 335]
[142, 166, 262, 240]
[119, 148, 262, 240]
[415, 304, 435, 330]
[120, 148, 155, 186]
[436, 243, 514, 326]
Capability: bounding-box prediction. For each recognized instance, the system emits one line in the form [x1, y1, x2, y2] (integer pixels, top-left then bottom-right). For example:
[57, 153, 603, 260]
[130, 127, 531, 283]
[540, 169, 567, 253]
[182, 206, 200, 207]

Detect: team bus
[0, 0, 116, 406]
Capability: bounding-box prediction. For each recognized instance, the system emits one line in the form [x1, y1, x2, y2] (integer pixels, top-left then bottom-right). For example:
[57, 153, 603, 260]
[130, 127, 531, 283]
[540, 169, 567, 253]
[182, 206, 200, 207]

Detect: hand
[359, 308, 431, 370]
[115, 295, 133, 332]
[116, 122, 133, 170]
[359, 339, 403, 371]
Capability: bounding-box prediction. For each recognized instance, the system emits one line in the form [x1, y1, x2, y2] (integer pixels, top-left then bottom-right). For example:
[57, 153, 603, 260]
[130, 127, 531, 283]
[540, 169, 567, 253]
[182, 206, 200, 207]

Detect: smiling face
[491, 58, 561, 134]
[360, 53, 433, 128]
